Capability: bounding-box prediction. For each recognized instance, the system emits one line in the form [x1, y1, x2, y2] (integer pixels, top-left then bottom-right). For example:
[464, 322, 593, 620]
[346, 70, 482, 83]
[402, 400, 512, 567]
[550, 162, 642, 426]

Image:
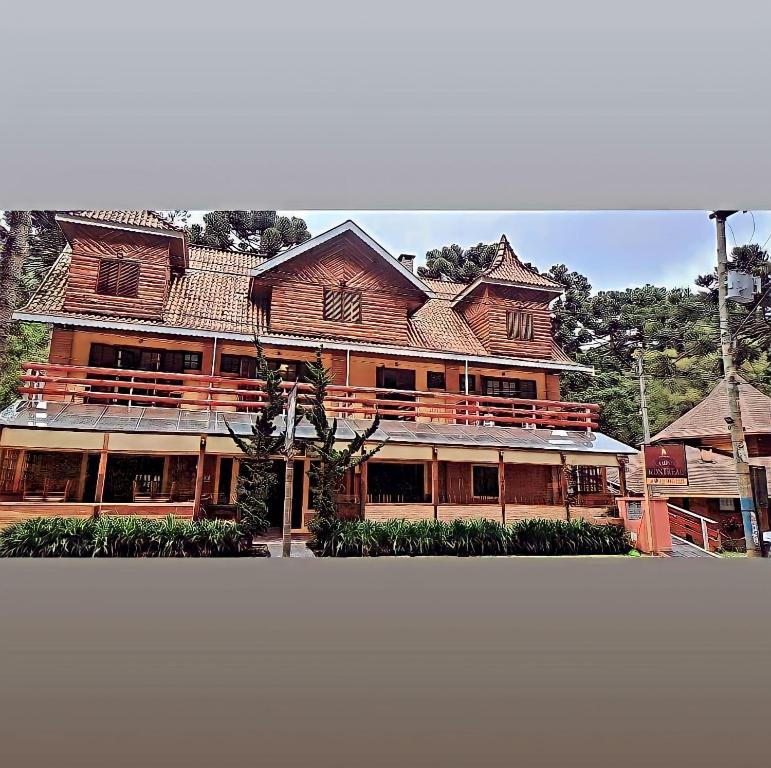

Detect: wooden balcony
[19, 362, 600, 431]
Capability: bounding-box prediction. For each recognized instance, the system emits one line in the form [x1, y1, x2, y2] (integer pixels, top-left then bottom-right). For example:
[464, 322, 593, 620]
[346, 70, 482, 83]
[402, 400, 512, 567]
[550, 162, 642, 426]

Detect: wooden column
[617, 457, 628, 497]
[301, 457, 311, 529]
[230, 458, 240, 505]
[559, 453, 571, 521]
[359, 462, 368, 520]
[431, 447, 439, 520]
[192, 435, 207, 520]
[499, 450, 506, 525]
[94, 434, 110, 514]
[76, 452, 89, 501]
[12, 449, 27, 496]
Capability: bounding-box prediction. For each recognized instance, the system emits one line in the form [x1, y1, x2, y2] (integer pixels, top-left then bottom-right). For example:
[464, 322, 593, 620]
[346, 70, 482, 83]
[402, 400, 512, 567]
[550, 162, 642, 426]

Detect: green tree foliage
[187, 210, 311, 255]
[224, 342, 294, 536]
[302, 349, 384, 521]
[417, 242, 497, 283]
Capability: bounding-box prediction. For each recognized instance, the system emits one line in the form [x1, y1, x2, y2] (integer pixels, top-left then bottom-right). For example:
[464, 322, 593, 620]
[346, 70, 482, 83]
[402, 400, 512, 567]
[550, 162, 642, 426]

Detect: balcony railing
[19, 362, 600, 431]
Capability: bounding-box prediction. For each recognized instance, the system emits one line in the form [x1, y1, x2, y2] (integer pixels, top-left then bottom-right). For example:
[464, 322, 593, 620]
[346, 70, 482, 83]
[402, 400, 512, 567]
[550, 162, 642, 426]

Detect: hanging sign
[644, 444, 689, 486]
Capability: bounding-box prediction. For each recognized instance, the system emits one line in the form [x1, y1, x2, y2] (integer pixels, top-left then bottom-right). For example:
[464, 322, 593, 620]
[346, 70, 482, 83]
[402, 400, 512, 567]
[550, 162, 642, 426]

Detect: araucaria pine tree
[224, 341, 288, 536]
[303, 349, 384, 521]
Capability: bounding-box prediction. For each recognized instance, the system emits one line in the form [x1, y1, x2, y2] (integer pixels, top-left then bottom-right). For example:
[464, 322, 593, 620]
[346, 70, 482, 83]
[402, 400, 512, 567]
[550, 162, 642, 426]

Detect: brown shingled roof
[19, 232, 584, 370]
[69, 210, 179, 231]
[626, 446, 741, 497]
[651, 379, 771, 442]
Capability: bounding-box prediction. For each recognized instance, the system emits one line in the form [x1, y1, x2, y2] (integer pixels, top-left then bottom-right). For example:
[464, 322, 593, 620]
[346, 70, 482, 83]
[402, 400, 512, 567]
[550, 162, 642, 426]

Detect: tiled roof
[20, 242, 583, 369]
[421, 278, 465, 298]
[68, 210, 179, 231]
[625, 446, 741, 497]
[651, 379, 771, 441]
[484, 235, 562, 289]
[408, 298, 488, 355]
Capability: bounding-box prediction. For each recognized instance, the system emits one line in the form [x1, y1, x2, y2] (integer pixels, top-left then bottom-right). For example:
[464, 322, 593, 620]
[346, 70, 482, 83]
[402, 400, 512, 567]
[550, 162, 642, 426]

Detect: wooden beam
[499, 450, 506, 525]
[192, 435, 207, 520]
[94, 434, 110, 514]
[431, 447, 439, 520]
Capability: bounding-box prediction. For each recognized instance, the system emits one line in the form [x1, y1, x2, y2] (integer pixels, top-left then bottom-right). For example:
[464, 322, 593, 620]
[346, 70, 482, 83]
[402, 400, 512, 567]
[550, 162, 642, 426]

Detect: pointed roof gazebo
[451, 234, 562, 306]
[651, 378, 771, 443]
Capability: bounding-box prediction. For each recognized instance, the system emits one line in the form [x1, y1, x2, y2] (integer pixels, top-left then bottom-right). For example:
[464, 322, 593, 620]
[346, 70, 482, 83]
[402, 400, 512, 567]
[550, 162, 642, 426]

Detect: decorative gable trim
[251, 220, 435, 298]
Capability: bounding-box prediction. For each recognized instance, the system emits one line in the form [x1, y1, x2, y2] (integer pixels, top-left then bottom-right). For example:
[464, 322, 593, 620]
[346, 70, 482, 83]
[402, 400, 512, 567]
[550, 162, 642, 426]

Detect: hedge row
[0, 516, 252, 557]
[310, 517, 632, 557]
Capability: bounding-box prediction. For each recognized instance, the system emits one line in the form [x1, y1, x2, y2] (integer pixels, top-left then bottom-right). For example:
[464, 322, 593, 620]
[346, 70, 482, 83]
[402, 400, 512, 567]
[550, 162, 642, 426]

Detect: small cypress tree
[224, 340, 295, 536]
[303, 348, 385, 522]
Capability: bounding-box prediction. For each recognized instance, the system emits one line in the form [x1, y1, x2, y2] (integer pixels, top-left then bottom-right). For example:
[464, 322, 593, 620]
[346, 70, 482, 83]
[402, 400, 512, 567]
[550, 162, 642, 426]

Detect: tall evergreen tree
[303, 349, 384, 521]
[187, 211, 311, 255]
[417, 242, 497, 283]
[224, 341, 299, 536]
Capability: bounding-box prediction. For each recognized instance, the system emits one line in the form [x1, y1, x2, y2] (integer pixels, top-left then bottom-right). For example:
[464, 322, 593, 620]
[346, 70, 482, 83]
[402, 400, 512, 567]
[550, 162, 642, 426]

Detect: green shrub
[310, 517, 631, 557]
[0, 516, 252, 557]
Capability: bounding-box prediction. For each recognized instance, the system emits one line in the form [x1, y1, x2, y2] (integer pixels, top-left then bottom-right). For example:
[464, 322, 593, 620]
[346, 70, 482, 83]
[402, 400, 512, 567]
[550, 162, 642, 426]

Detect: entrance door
[291, 460, 305, 529]
[265, 459, 287, 528]
[103, 456, 165, 502]
[218, 458, 234, 505]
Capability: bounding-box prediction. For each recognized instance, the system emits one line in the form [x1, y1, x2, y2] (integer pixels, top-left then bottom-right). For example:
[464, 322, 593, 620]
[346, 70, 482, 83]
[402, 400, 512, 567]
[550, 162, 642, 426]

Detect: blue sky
[193, 211, 771, 292]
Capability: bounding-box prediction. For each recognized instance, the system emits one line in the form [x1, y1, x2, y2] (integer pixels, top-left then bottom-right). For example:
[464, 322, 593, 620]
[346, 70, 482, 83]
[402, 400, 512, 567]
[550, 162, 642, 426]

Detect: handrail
[667, 501, 721, 552]
[667, 502, 718, 525]
[18, 361, 601, 430]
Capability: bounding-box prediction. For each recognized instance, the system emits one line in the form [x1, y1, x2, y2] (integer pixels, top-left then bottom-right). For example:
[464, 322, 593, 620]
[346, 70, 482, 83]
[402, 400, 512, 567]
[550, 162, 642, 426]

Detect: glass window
[472, 465, 499, 499]
[482, 377, 538, 400]
[427, 371, 446, 389]
[459, 374, 477, 393]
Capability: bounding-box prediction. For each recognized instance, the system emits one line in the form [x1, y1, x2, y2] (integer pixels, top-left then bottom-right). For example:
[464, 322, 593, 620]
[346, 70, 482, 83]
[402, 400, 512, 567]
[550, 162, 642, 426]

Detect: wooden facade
[1, 213, 634, 530]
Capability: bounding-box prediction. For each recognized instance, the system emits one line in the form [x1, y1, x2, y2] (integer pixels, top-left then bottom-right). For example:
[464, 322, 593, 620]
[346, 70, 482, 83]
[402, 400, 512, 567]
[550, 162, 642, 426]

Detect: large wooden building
[0, 212, 635, 529]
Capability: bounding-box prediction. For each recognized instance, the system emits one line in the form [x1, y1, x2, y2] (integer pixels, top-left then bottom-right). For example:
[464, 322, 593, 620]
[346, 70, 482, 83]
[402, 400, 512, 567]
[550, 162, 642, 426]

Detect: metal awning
[0, 400, 636, 456]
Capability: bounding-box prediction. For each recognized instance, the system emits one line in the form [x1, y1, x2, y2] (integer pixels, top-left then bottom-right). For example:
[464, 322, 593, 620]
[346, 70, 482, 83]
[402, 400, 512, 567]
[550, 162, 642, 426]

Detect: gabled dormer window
[97, 257, 140, 298]
[323, 288, 361, 323]
[506, 310, 534, 341]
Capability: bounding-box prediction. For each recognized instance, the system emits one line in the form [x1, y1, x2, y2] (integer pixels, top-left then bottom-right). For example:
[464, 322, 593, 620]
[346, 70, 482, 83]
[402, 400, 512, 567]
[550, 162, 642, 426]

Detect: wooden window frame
[323, 288, 362, 323]
[506, 310, 535, 341]
[96, 258, 141, 298]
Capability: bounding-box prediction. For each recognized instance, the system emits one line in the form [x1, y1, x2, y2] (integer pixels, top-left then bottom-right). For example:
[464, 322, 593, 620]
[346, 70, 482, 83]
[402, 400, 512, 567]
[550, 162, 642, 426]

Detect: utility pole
[710, 210, 763, 557]
[635, 349, 651, 444]
[635, 348, 657, 554]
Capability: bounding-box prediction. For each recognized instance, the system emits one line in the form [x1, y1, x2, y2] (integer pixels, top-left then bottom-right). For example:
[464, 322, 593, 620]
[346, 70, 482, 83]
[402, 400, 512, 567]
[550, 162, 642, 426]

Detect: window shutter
[507, 310, 535, 341]
[96, 259, 140, 297]
[324, 289, 343, 320]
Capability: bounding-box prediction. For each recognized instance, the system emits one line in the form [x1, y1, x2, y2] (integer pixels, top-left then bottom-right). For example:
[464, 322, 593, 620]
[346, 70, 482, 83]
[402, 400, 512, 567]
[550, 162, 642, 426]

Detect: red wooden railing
[19, 361, 600, 431]
[668, 503, 722, 552]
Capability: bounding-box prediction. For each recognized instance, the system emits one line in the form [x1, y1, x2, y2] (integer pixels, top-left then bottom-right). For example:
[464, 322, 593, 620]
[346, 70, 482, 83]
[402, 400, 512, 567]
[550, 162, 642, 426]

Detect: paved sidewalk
[669, 535, 720, 558]
[265, 541, 316, 558]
